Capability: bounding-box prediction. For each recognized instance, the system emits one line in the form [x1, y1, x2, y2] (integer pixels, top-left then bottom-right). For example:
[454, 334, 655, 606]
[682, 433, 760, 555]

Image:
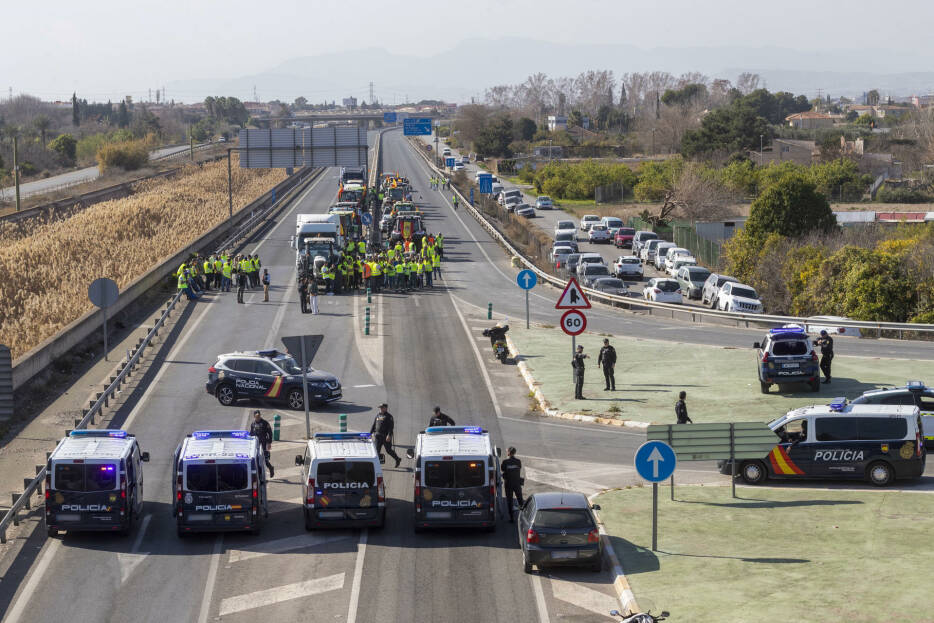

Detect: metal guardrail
[150, 142, 216, 162]
[0, 166, 325, 543]
[407, 137, 934, 338]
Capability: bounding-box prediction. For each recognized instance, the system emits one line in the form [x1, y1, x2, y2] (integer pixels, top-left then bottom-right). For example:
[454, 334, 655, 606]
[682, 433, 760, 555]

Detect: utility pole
[369, 82, 375, 105]
[189, 122, 194, 161]
[13, 136, 21, 212]
[759, 134, 764, 166]
[253, 85, 258, 102]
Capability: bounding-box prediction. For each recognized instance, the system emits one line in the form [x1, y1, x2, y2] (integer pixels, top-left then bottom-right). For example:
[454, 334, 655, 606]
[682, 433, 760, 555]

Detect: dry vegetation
[0, 159, 285, 358]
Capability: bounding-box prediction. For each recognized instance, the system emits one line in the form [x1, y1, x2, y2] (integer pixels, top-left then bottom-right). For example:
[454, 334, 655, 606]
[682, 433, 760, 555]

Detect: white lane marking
[352, 291, 384, 386]
[2, 539, 61, 623]
[345, 530, 368, 623]
[118, 513, 152, 584]
[529, 571, 553, 623]
[498, 415, 643, 437]
[227, 533, 352, 563]
[196, 536, 223, 623]
[413, 296, 420, 308]
[550, 575, 620, 617]
[218, 573, 345, 617]
[524, 466, 608, 496]
[353, 384, 376, 388]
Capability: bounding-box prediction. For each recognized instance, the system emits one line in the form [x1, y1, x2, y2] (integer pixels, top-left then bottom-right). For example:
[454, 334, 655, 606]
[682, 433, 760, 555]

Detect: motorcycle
[610, 598, 668, 623]
[482, 324, 510, 364]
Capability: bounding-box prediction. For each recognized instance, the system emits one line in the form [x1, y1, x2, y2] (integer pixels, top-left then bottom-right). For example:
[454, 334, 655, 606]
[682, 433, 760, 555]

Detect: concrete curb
[506, 333, 653, 431]
[589, 492, 639, 615]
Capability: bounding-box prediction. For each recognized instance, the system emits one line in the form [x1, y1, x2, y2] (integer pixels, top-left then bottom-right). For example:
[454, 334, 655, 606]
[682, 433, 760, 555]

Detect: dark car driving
[517, 491, 603, 573]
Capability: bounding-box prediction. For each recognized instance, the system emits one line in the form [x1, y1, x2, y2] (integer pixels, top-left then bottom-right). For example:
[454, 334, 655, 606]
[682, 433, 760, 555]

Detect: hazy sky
[7, 0, 934, 101]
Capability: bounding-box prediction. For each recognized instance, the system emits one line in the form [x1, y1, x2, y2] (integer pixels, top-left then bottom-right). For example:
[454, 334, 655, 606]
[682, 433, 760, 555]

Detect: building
[533, 145, 564, 159]
[752, 139, 818, 166]
[342, 97, 358, 109]
[785, 111, 835, 129]
[546, 115, 567, 132]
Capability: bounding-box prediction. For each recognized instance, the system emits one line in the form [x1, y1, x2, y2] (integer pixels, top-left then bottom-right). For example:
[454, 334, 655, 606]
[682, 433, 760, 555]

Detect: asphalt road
[4, 129, 934, 623]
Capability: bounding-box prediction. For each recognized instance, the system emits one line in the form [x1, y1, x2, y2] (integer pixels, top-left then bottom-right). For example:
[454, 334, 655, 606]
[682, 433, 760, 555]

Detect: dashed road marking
[218, 572, 345, 616]
[227, 533, 353, 563]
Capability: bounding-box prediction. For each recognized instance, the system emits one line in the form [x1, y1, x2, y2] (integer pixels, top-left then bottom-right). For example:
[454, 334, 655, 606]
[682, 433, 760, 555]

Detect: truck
[340, 166, 366, 186]
[293, 214, 341, 271]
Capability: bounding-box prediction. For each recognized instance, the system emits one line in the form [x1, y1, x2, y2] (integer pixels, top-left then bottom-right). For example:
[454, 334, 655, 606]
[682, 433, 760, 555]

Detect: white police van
[407, 426, 501, 532]
[173, 430, 268, 537]
[45, 429, 150, 537]
[294, 432, 386, 530]
[722, 398, 925, 486]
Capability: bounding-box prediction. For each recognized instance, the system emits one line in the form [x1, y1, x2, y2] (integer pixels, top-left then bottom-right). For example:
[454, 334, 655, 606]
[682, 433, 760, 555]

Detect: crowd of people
[175, 252, 267, 303]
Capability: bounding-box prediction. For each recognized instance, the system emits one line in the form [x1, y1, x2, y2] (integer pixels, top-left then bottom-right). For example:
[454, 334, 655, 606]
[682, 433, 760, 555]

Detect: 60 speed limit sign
[560, 310, 587, 336]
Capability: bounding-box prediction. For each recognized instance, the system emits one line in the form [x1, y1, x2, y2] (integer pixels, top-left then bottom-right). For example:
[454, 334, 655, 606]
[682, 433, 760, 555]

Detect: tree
[48, 133, 77, 164]
[567, 110, 583, 128]
[71, 92, 80, 127]
[867, 89, 880, 106]
[745, 173, 837, 239]
[33, 115, 51, 146]
[117, 101, 130, 128]
[293, 96, 308, 109]
[661, 83, 707, 108]
[515, 117, 536, 141]
[736, 72, 760, 94]
[475, 115, 513, 157]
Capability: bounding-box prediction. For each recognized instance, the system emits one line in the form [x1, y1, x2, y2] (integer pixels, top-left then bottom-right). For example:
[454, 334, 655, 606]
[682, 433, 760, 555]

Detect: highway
[4, 128, 934, 623]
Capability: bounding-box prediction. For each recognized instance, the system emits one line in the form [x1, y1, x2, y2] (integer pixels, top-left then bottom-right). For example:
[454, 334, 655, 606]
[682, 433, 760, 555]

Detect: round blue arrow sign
[517, 269, 537, 290]
[634, 441, 677, 482]
[361, 212, 372, 226]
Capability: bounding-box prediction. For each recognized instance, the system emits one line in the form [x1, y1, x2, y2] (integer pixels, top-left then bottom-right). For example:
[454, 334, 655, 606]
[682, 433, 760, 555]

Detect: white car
[551, 245, 574, 265]
[580, 263, 612, 288]
[614, 256, 643, 279]
[716, 282, 763, 313]
[575, 252, 606, 277]
[453, 163, 465, 172]
[555, 220, 576, 237]
[580, 215, 601, 231]
[588, 224, 612, 243]
[643, 278, 683, 304]
[653, 243, 677, 270]
[668, 255, 697, 276]
[806, 316, 862, 338]
[662, 247, 691, 274]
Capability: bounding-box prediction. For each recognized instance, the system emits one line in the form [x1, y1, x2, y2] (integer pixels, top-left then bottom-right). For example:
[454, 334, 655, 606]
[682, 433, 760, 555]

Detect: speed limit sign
[560, 310, 587, 336]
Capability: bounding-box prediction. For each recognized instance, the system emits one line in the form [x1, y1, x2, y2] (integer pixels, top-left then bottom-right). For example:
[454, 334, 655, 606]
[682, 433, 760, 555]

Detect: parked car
[676, 266, 711, 299]
[551, 246, 574, 267]
[668, 255, 698, 277]
[614, 227, 636, 248]
[643, 278, 683, 304]
[588, 224, 612, 243]
[575, 253, 606, 277]
[805, 316, 862, 338]
[516, 205, 536, 218]
[653, 242, 677, 271]
[555, 220, 576, 237]
[701, 273, 738, 307]
[517, 492, 603, 573]
[614, 256, 643, 279]
[640, 238, 663, 264]
[662, 247, 692, 274]
[716, 282, 763, 313]
[580, 215, 601, 231]
[592, 277, 629, 296]
[631, 231, 658, 257]
[600, 217, 624, 231]
[499, 189, 522, 206]
[535, 196, 554, 210]
[503, 196, 522, 211]
[554, 231, 578, 249]
[580, 263, 612, 287]
[565, 253, 583, 274]
[754, 326, 821, 394]
[453, 162, 465, 172]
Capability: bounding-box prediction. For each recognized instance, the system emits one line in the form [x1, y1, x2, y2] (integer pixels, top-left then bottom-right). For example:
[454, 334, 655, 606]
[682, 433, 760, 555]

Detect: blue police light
[192, 430, 251, 440]
[770, 326, 805, 335]
[257, 349, 279, 358]
[425, 426, 485, 434]
[829, 398, 848, 412]
[69, 429, 128, 438]
[907, 380, 925, 391]
[100, 465, 115, 472]
[313, 432, 372, 440]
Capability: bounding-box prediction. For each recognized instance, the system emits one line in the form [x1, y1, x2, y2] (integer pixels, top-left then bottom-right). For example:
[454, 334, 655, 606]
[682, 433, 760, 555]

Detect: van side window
[815, 417, 858, 442]
[920, 397, 934, 411]
[881, 394, 915, 406]
[127, 453, 135, 483]
[858, 417, 907, 440]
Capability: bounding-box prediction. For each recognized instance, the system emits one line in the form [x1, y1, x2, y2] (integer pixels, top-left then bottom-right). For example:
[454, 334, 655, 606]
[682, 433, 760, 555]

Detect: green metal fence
[673, 223, 722, 269]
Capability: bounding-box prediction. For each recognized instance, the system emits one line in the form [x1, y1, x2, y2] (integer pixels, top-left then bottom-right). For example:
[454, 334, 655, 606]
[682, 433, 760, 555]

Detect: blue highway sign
[634, 441, 677, 482]
[477, 174, 493, 194]
[516, 269, 537, 290]
[403, 118, 432, 136]
[445, 157, 455, 168]
[469, 188, 474, 205]
[383, 112, 397, 123]
[361, 212, 372, 226]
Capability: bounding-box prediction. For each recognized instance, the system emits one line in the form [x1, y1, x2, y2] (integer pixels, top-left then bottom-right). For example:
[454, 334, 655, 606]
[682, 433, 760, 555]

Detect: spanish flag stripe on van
[768, 446, 804, 475]
[265, 376, 283, 398]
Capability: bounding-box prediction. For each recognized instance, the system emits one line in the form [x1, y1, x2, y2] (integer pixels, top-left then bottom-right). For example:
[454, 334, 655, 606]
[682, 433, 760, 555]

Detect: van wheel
[414, 524, 425, 534]
[287, 389, 304, 410]
[760, 382, 770, 394]
[524, 556, 533, 574]
[250, 524, 262, 536]
[590, 560, 603, 572]
[47, 527, 58, 538]
[867, 461, 894, 487]
[216, 384, 236, 406]
[177, 527, 186, 538]
[304, 511, 314, 532]
[740, 461, 767, 485]
[119, 510, 133, 537]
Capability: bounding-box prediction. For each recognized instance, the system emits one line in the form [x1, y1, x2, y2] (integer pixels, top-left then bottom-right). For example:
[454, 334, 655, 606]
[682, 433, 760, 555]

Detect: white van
[294, 432, 386, 530]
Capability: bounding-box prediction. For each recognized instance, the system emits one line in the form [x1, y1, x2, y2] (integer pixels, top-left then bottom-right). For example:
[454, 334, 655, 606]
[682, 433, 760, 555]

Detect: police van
[173, 430, 268, 537]
[294, 432, 386, 530]
[45, 430, 149, 537]
[406, 426, 501, 532]
[722, 399, 925, 487]
[850, 380, 934, 445]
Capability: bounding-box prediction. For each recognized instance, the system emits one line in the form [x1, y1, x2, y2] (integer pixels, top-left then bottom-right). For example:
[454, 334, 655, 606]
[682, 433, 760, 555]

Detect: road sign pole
[525, 290, 530, 329]
[300, 338, 311, 439]
[571, 335, 576, 383]
[730, 423, 736, 499]
[652, 482, 658, 551]
[668, 427, 675, 500]
[102, 306, 109, 362]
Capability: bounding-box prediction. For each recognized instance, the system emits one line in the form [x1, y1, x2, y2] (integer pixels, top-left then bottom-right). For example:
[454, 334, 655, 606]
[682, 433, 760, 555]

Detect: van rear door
[182, 461, 253, 529]
[314, 460, 379, 522]
[421, 459, 491, 522]
[50, 461, 121, 527]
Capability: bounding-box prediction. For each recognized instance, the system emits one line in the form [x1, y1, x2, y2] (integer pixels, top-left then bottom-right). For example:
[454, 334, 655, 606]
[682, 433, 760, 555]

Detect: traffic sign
[477, 174, 493, 194]
[516, 269, 537, 290]
[403, 118, 432, 136]
[361, 212, 372, 226]
[635, 441, 677, 482]
[383, 112, 397, 123]
[88, 278, 119, 308]
[469, 188, 474, 205]
[555, 277, 591, 309]
[645, 422, 779, 462]
[445, 157, 455, 168]
[560, 310, 587, 336]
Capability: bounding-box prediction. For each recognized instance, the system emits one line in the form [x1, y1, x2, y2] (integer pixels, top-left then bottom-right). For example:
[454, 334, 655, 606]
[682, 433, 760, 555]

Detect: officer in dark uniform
[598, 338, 617, 391]
[298, 277, 308, 313]
[500, 447, 523, 522]
[813, 330, 834, 384]
[370, 403, 401, 467]
[675, 391, 692, 424]
[249, 410, 275, 477]
[572, 345, 588, 400]
[428, 406, 455, 427]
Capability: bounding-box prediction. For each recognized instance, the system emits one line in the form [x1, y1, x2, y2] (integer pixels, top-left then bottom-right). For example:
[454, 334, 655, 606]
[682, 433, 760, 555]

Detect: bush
[876, 185, 934, 203]
[746, 172, 836, 239]
[96, 135, 154, 172]
[48, 134, 78, 165]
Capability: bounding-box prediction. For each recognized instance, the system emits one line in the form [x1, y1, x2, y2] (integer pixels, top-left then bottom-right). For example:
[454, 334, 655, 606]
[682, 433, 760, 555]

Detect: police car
[753, 326, 820, 394]
[45, 430, 150, 537]
[406, 426, 502, 533]
[294, 432, 386, 530]
[720, 398, 925, 487]
[173, 430, 269, 536]
[206, 349, 341, 409]
[850, 381, 934, 444]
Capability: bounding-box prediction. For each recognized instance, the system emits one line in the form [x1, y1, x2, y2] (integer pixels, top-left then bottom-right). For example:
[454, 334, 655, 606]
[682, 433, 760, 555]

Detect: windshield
[558, 221, 574, 229]
[533, 509, 594, 530]
[54, 463, 117, 492]
[731, 286, 758, 299]
[424, 460, 486, 488]
[688, 268, 711, 282]
[317, 461, 375, 486]
[656, 280, 680, 292]
[598, 279, 624, 288]
[556, 232, 574, 241]
[585, 265, 610, 276]
[275, 356, 304, 375]
[581, 256, 602, 264]
[591, 225, 607, 231]
[620, 257, 640, 264]
[186, 464, 249, 492]
[641, 233, 658, 241]
[618, 228, 635, 235]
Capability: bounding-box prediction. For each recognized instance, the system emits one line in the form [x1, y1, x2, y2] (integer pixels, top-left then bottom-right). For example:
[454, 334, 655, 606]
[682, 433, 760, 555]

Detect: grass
[597, 485, 934, 623]
[0, 159, 285, 358]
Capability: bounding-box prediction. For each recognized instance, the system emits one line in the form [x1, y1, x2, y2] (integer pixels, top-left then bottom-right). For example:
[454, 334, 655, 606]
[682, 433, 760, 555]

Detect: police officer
[813, 330, 834, 384]
[428, 406, 455, 427]
[572, 345, 588, 400]
[250, 410, 275, 477]
[369, 403, 401, 468]
[597, 338, 617, 391]
[675, 391, 692, 424]
[500, 447, 523, 522]
[298, 277, 308, 313]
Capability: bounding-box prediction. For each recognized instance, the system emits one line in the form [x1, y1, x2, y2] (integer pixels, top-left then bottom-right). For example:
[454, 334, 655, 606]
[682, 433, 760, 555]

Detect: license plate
[91, 515, 113, 522]
[186, 513, 211, 521]
[426, 511, 451, 519]
[317, 511, 344, 519]
[782, 363, 799, 368]
[56, 513, 80, 522]
[551, 550, 577, 559]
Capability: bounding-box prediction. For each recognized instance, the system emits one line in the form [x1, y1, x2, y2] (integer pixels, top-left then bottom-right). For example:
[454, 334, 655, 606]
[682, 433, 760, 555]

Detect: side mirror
[272, 371, 282, 376]
[609, 611, 620, 617]
[591, 504, 601, 511]
[495, 446, 502, 457]
[294, 455, 304, 466]
[753, 342, 761, 349]
[140, 452, 150, 462]
[405, 449, 415, 459]
[661, 612, 670, 618]
[290, 236, 296, 249]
